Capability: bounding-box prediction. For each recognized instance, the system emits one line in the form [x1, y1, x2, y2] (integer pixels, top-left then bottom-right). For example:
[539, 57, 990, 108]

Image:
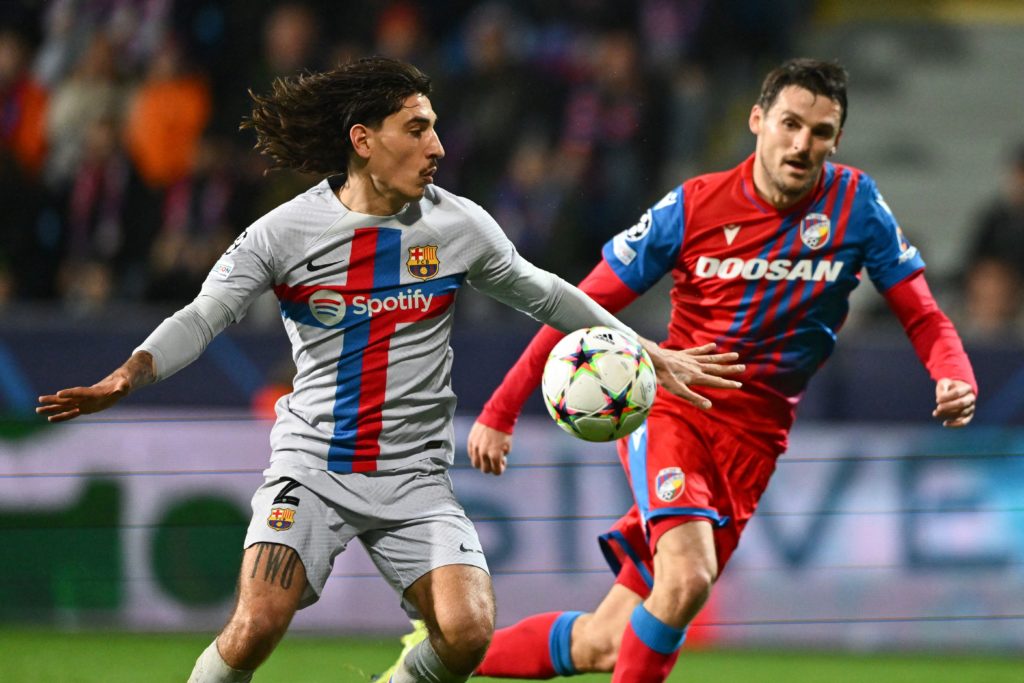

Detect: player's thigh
[359, 462, 493, 640]
[244, 473, 354, 609]
[591, 582, 644, 626]
[653, 518, 718, 578]
[231, 542, 307, 628]
[649, 519, 718, 625]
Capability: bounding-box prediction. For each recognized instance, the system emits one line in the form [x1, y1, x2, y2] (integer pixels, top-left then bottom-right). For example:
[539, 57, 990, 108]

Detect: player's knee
[220, 610, 289, 666]
[439, 609, 494, 659]
[652, 567, 715, 621]
[589, 642, 619, 673]
[231, 613, 283, 645]
[432, 602, 495, 672]
[573, 614, 620, 672]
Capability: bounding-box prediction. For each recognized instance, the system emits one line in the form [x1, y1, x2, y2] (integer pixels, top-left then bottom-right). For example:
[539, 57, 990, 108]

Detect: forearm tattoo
[118, 351, 157, 390]
[250, 543, 301, 590]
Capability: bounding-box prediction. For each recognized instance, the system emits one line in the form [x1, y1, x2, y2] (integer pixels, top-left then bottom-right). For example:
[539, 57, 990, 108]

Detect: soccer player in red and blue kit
[460, 59, 978, 681]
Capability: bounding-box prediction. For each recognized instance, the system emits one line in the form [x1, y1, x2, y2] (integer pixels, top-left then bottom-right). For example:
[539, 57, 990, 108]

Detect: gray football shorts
[243, 456, 489, 614]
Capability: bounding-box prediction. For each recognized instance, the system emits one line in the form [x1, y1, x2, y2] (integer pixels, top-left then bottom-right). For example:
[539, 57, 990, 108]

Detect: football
[541, 326, 657, 442]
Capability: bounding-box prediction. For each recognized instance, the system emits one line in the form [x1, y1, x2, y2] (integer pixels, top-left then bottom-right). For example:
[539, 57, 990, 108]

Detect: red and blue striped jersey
[602, 155, 926, 447]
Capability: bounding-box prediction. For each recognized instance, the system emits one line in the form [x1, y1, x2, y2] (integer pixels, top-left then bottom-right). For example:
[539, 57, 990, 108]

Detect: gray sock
[187, 640, 254, 683]
[390, 638, 468, 683]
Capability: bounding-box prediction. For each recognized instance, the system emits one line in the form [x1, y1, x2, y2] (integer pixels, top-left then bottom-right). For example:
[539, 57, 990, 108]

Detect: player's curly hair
[241, 56, 432, 176]
[758, 58, 849, 128]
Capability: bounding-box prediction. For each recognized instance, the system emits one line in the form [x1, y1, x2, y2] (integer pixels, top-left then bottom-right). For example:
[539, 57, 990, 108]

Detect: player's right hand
[640, 340, 744, 411]
[468, 420, 512, 476]
[37, 351, 156, 422]
[36, 375, 131, 422]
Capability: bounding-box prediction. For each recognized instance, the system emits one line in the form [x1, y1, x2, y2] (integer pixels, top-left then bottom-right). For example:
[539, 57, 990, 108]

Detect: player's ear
[749, 104, 763, 136]
[830, 129, 844, 156]
[349, 123, 372, 160]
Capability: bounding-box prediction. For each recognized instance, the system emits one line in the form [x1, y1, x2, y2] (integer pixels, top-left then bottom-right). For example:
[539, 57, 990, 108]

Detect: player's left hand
[467, 420, 512, 476]
[933, 378, 975, 428]
[639, 339, 744, 411]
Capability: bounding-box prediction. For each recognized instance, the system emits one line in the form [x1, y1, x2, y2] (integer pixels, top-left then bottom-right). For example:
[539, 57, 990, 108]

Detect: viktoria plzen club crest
[799, 213, 831, 250]
[407, 245, 439, 280]
[655, 467, 685, 502]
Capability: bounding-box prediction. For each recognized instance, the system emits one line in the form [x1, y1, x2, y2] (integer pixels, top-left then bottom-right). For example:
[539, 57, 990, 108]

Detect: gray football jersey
[198, 179, 627, 474]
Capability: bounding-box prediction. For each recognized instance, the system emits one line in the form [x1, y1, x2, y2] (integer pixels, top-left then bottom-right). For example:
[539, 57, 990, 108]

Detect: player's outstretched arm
[468, 421, 512, 476]
[37, 293, 238, 423]
[934, 378, 976, 428]
[639, 340, 744, 411]
[36, 351, 157, 423]
[883, 273, 977, 428]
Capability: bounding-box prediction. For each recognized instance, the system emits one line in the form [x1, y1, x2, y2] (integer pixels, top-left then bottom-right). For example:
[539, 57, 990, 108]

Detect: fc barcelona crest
[267, 507, 295, 532]
[407, 245, 440, 280]
[799, 213, 831, 250]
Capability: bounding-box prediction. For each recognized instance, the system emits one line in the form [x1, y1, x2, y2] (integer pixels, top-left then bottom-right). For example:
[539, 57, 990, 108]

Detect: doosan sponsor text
[694, 256, 844, 282]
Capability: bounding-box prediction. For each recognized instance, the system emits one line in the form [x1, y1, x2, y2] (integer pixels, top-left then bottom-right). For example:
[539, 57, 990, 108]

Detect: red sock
[611, 606, 685, 683]
[476, 611, 582, 679]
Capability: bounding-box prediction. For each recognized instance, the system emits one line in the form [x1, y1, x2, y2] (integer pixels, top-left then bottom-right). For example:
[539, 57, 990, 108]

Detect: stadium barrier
[1, 413, 1021, 652]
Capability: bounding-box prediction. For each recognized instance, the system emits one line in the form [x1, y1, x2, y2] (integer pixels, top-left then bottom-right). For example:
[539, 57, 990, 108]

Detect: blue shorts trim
[597, 529, 654, 590]
[646, 506, 730, 529]
[626, 423, 653, 518]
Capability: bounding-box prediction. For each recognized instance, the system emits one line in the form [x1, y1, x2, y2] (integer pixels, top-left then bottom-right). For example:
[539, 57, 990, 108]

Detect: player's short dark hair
[758, 58, 849, 128]
[242, 56, 432, 176]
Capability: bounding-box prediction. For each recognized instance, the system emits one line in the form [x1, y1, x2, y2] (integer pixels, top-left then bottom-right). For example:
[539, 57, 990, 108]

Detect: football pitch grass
[1, 630, 1021, 682]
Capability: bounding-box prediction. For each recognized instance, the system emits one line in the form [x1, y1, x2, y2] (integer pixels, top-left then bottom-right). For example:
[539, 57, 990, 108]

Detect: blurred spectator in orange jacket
[124, 35, 210, 188]
[0, 28, 47, 177]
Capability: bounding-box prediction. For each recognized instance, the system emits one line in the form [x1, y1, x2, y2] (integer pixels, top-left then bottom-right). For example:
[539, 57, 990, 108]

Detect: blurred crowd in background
[0, 0, 1021, 340]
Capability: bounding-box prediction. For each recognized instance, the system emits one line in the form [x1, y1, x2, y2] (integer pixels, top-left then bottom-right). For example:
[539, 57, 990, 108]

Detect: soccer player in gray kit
[37, 57, 743, 683]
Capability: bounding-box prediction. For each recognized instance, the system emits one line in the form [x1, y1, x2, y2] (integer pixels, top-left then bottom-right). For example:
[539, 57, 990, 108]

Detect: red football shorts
[598, 389, 781, 596]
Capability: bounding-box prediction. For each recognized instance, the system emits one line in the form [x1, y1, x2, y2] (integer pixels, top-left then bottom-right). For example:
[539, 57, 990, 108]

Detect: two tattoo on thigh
[250, 543, 301, 590]
[249, 478, 303, 590]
